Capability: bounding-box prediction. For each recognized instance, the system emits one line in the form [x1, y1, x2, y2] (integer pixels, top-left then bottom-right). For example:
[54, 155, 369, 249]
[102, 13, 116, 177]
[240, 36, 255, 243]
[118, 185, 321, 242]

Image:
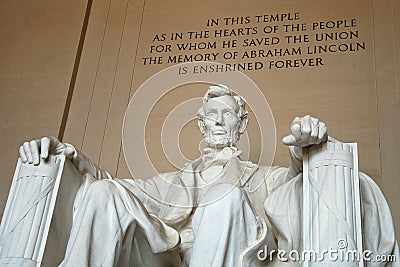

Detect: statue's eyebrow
[223, 106, 235, 111]
[205, 108, 217, 113]
[220, 104, 238, 112]
[206, 106, 235, 113]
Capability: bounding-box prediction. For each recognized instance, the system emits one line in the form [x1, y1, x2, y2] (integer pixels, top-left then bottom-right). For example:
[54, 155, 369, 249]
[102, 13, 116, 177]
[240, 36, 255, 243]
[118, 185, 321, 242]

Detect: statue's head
[197, 84, 248, 149]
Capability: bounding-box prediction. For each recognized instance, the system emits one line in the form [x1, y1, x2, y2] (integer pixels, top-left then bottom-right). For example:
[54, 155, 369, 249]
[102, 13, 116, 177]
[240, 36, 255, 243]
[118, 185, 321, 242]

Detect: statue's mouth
[212, 130, 227, 135]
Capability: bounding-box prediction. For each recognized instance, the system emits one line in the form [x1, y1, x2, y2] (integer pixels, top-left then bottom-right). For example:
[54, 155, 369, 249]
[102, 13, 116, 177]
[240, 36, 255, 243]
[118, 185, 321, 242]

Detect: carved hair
[197, 84, 248, 120]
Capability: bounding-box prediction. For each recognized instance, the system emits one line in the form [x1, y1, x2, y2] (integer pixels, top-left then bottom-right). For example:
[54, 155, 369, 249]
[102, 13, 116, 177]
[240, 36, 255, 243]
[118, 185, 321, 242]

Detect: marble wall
[0, 0, 87, 218]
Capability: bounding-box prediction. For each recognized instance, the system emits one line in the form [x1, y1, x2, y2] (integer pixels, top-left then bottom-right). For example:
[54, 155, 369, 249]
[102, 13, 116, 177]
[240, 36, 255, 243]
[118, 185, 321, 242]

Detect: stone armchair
[0, 142, 398, 266]
[0, 155, 82, 267]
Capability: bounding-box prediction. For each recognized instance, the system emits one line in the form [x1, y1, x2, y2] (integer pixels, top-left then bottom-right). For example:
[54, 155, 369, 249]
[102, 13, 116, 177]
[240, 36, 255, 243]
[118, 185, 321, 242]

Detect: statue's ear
[238, 114, 248, 134]
[198, 118, 206, 135]
[239, 114, 245, 134]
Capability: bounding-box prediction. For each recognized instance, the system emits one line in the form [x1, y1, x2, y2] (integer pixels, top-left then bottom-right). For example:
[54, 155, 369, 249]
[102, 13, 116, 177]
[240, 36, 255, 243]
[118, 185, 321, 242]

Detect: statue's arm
[66, 145, 111, 180]
[285, 145, 303, 179]
[18, 136, 111, 180]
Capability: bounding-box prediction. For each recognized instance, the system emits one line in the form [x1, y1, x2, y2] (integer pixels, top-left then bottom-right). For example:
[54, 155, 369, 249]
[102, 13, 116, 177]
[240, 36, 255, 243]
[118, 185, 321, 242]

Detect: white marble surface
[0, 155, 82, 267]
[1, 85, 398, 266]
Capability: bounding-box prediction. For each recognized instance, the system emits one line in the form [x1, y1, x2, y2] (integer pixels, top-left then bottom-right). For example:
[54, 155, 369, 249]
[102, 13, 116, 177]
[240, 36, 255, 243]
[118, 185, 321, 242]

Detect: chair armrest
[0, 155, 83, 267]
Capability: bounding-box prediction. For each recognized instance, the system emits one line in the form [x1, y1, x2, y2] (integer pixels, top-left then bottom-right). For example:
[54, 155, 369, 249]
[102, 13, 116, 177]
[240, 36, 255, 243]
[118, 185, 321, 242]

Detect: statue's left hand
[282, 115, 328, 147]
[18, 136, 75, 166]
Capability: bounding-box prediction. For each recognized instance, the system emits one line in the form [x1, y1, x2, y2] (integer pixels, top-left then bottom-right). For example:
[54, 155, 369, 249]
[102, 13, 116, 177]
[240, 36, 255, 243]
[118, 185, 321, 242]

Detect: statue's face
[201, 96, 242, 148]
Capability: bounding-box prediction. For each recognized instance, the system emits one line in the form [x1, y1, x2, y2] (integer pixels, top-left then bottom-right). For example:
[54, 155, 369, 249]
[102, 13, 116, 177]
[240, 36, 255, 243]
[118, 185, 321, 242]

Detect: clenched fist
[282, 115, 328, 148]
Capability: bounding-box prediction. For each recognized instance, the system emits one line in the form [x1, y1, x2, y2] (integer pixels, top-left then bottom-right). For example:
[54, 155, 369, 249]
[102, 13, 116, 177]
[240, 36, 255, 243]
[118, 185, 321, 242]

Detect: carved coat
[73, 145, 399, 266]
[112, 149, 291, 265]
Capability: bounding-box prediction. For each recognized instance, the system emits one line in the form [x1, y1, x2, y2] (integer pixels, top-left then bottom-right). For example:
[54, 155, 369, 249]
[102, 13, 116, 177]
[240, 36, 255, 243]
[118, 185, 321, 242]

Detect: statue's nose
[215, 112, 224, 126]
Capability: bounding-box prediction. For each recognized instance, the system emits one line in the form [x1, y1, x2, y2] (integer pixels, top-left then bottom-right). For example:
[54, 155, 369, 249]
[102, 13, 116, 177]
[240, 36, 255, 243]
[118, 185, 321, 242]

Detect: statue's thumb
[64, 146, 75, 159]
[282, 134, 296, 146]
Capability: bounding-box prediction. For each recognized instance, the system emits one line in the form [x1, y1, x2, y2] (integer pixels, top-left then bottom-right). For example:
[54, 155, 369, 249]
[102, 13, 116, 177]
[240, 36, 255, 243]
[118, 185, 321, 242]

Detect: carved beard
[204, 128, 240, 149]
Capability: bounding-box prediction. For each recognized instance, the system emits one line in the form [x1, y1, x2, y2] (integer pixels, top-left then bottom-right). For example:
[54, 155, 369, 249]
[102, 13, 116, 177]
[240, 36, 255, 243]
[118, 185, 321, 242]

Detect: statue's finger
[317, 123, 328, 143]
[310, 122, 318, 144]
[40, 137, 50, 159]
[310, 116, 319, 125]
[301, 116, 311, 135]
[23, 142, 33, 164]
[48, 136, 64, 154]
[64, 145, 75, 159]
[19, 146, 28, 163]
[30, 140, 40, 165]
[292, 117, 302, 126]
[282, 134, 297, 146]
[291, 121, 301, 140]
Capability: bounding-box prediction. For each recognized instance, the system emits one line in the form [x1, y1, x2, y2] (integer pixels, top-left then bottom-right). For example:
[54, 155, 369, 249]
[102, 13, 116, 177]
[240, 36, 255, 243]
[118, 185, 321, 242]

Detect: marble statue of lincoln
[18, 84, 399, 266]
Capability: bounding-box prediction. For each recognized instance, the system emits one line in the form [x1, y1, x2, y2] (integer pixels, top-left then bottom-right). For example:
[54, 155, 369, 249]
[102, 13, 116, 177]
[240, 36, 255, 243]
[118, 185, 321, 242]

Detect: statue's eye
[224, 111, 232, 117]
[206, 111, 217, 118]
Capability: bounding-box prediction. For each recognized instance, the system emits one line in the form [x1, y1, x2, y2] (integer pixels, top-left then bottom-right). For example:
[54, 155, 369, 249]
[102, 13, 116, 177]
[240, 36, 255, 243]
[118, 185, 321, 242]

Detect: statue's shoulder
[149, 171, 182, 184]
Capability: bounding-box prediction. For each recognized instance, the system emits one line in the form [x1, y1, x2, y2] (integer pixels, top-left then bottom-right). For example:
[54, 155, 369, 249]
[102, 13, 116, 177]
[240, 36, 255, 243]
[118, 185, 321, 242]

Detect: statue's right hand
[18, 136, 75, 166]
